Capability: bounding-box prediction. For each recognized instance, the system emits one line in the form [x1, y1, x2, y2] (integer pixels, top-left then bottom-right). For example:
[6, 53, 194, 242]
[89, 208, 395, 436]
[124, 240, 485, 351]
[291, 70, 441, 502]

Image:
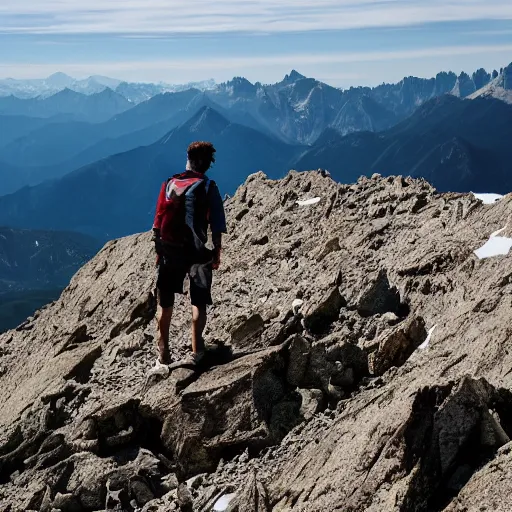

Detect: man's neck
[186, 159, 207, 174]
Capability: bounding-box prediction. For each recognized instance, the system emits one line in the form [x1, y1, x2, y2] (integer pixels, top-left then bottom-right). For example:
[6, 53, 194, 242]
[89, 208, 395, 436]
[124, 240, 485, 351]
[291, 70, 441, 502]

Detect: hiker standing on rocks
[152, 141, 227, 365]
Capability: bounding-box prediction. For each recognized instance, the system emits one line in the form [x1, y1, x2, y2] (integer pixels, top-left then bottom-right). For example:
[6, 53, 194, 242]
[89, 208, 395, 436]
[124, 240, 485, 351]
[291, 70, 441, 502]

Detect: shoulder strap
[204, 176, 211, 194]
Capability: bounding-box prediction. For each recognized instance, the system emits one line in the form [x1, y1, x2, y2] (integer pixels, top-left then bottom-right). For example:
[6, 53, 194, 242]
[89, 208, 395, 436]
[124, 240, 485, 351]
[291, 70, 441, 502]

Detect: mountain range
[0, 107, 302, 240]
[296, 95, 512, 193]
[0, 72, 216, 102]
[0, 62, 512, 332]
[1, 63, 511, 196]
[1, 89, 512, 241]
[0, 87, 132, 123]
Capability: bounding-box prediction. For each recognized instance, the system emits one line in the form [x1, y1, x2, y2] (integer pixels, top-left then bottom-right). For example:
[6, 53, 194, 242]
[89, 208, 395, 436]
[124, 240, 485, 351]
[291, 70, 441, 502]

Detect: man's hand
[212, 247, 221, 270]
[152, 228, 163, 256]
[212, 232, 222, 270]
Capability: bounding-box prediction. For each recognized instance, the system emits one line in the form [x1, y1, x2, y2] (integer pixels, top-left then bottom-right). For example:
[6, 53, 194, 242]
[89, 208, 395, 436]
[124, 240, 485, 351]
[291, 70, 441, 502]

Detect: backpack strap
[184, 175, 211, 253]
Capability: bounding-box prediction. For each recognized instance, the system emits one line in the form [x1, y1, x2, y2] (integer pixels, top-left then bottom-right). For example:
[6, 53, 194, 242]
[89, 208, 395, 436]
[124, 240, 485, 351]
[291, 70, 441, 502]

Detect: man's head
[187, 141, 216, 173]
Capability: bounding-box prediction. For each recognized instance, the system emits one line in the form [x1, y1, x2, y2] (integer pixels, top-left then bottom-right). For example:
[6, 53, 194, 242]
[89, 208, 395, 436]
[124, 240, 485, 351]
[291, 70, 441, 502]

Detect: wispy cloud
[1, 0, 512, 35]
[2, 43, 511, 81]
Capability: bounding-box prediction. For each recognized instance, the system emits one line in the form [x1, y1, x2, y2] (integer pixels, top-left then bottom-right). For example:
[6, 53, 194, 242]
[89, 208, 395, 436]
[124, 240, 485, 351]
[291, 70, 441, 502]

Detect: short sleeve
[208, 182, 227, 234]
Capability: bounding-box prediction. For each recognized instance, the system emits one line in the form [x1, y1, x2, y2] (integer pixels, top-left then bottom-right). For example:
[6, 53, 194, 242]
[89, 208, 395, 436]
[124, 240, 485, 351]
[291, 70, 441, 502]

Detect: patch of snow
[474, 236, 512, 259]
[213, 493, 237, 511]
[297, 197, 321, 206]
[491, 225, 508, 238]
[471, 192, 504, 204]
[419, 325, 437, 350]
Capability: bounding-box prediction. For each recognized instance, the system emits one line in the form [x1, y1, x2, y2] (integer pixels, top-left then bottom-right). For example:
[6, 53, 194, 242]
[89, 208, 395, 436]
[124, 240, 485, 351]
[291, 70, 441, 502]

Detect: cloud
[1, 43, 511, 81]
[1, 0, 512, 35]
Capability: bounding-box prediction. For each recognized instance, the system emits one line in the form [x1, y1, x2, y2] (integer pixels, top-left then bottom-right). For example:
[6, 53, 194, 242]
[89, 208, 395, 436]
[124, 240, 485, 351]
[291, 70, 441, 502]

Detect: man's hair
[187, 141, 216, 173]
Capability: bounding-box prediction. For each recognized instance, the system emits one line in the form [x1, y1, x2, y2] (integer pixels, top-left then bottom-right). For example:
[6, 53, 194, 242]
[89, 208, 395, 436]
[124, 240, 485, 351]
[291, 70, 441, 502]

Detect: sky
[1, 0, 512, 88]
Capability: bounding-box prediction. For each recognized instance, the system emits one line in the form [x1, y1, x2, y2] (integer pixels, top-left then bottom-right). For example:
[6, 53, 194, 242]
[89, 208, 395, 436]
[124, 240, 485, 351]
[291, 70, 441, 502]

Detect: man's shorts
[156, 250, 213, 308]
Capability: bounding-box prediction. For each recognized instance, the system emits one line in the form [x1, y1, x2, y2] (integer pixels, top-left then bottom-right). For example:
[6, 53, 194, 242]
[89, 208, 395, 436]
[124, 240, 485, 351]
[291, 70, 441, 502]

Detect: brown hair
[187, 141, 216, 173]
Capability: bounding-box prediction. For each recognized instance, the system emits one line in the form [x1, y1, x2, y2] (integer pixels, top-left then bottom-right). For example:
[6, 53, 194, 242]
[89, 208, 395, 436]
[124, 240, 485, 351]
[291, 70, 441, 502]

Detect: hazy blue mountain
[369, 72, 458, 119]
[0, 288, 61, 334]
[0, 120, 109, 167]
[115, 79, 216, 103]
[0, 226, 99, 293]
[206, 72, 396, 144]
[0, 72, 121, 99]
[104, 88, 209, 137]
[0, 92, 271, 190]
[295, 95, 512, 193]
[1, 64, 510, 198]
[0, 114, 78, 147]
[0, 91, 205, 170]
[0, 88, 133, 123]
[0, 107, 303, 240]
[0, 225, 99, 332]
[0, 160, 34, 196]
[0, 72, 216, 101]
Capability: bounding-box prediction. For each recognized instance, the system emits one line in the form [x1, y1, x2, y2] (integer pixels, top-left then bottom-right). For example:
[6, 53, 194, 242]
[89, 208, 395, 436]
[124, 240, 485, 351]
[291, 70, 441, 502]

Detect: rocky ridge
[1, 171, 512, 511]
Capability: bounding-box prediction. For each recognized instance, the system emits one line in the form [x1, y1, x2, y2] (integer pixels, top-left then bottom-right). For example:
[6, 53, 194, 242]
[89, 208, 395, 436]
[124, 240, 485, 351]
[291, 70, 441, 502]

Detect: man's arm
[207, 182, 227, 269]
[153, 181, 167, 233]
[152, 182, 167, 261]
[212, 232, 222, 269]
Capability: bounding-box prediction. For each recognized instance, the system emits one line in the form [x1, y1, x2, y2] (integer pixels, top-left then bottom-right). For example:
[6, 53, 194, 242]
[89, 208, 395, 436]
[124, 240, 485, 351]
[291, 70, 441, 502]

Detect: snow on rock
[297, 197, 321, 206]
[474, 237, 512, 259]
[419, 325, 437, 350]
[213, 493, 237, 511]
[472, 193, 504, 205]
[491, 226, 508, 238]
[292, 299, 304, 314]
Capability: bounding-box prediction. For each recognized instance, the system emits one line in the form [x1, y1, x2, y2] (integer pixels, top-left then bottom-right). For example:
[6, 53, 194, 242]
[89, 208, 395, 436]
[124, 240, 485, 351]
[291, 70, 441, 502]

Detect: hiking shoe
[149, 358, 170, 377]
[184, 351, 205, 365]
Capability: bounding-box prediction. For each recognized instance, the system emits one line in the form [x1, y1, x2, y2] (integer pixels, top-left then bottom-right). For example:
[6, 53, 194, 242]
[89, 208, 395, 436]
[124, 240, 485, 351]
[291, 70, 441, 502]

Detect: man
[152, 141, 226, 365]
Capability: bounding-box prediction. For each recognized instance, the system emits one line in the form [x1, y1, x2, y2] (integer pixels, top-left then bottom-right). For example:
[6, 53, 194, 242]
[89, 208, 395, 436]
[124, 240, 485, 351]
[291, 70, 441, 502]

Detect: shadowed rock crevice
[64, 344, 102, 384]
[356, 269, 409, 318]
[401, 378, 512, 511]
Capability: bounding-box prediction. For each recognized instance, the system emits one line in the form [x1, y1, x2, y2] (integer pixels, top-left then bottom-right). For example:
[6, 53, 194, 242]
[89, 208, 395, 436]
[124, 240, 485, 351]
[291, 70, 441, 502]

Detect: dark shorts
[156, 249, 213, 308]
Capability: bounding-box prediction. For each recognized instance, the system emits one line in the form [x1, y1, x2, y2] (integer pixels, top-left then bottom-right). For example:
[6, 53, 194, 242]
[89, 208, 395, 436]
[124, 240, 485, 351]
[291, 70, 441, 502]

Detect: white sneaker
[148, 358, 170, 378]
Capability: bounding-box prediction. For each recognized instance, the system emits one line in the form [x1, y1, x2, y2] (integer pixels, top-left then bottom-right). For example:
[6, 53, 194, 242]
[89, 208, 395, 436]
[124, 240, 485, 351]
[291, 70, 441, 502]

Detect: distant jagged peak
[282, 69, 306, 83]
[225, 76, 255, 87]
[47, 87, 85, 99]
[504, 62, 512, 90]
[468, 63, 512, 104]
[179, 105, 231, 134]
[216, 76, 257, 97]
[92, 87, 129, 101]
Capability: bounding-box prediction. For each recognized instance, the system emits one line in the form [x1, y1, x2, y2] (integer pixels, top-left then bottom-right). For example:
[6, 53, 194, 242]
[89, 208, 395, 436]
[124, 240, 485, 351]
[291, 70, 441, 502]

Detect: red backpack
[153, 171, 211, 250]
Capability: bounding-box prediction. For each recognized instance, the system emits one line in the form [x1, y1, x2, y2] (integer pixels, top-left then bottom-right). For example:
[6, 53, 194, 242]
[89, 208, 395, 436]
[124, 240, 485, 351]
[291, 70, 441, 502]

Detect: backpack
[155, 171, 211, 252]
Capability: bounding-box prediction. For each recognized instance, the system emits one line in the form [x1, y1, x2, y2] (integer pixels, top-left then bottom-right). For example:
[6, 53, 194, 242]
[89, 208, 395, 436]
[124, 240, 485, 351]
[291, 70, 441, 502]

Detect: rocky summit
[1, 170, 512, 511]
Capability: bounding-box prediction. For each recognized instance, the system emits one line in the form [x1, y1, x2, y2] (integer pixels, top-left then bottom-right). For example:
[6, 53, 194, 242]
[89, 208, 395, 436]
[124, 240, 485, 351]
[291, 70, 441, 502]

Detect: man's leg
[157, 304, 173, 364]
[191, 305, 207, 354]
[189, 261, 213, 356]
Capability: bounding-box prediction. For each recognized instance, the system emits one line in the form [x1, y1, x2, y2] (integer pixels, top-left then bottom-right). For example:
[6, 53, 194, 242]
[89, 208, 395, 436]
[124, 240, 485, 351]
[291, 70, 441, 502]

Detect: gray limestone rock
[2, 171, 512, 511]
